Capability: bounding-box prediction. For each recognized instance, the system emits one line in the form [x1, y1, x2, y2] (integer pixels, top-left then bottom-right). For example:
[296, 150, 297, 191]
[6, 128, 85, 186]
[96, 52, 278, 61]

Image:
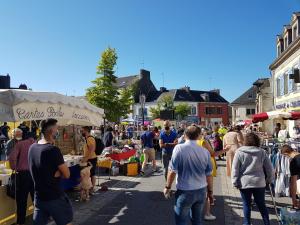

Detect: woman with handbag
[9, 134, 35, 225]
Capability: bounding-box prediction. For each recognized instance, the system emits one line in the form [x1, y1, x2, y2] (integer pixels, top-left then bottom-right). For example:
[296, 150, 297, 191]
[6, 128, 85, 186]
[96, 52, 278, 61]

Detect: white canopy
[0, 89, 104, 126]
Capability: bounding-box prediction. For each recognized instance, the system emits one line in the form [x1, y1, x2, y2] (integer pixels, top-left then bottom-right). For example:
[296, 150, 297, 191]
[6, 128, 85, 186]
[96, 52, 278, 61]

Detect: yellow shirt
[84, 136, 97, 159]
[197, 139, 217, 177]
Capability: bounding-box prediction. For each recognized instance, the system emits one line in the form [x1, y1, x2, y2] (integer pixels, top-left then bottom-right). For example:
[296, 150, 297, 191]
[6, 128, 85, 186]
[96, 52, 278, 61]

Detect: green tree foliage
[149, 106, 161, 119]
[175, 103, 192, 120]
[86, 47, 134, 122]
[158, 95, 174, 110]
[149, 95, 175, 119]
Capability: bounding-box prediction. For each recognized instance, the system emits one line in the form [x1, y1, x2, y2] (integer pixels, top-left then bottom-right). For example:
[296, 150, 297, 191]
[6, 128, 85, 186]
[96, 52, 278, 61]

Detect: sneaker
[204, 214, 216, 221]
[140, 171, 145, 176]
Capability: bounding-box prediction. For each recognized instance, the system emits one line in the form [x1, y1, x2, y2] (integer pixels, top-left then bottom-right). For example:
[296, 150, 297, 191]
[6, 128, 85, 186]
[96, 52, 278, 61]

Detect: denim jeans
[174, 187, 207, 225]
[240, 188, 270, 225]
[162, 152, 172, 180]
[34, 194, 73, 225]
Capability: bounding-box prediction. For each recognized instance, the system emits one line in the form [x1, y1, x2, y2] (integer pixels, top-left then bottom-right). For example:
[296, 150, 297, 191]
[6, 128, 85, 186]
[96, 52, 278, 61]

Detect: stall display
[0, 89, 104, 225]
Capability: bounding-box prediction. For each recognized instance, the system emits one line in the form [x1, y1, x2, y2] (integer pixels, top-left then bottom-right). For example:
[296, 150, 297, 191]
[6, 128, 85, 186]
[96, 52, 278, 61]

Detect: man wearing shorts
[140, 126, 157, 175]
[81, 126, 97, 191]
[28, 119, 73, 225]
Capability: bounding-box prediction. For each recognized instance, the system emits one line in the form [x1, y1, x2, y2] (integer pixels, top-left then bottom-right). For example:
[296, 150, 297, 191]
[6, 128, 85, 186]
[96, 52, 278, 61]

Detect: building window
[139, 108, 148, 117]
[284, 73, 289, 95]
[246, 108, 255, 115]
[205, 107, 222, 115]
[277, 45, 281, 57]
[284, 36, 288, 49]
[276, 78, 280, 97]
[277, 77, 285, 97]
[293, 25, 298, 41]
[191, 106, 197, 115]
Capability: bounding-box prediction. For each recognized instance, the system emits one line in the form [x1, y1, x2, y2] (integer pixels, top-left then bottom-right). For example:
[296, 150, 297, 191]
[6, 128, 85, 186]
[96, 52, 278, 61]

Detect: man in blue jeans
[164, 125, 213, 225]
[159, 120, 177, 180]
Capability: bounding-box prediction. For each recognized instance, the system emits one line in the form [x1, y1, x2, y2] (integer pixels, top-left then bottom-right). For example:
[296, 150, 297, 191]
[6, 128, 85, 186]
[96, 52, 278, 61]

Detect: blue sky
[0, 0, 299, 102]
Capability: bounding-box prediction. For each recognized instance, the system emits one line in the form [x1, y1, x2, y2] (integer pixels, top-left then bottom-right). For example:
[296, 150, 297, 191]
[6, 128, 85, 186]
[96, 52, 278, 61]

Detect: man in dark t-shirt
[281, 145, 300, 208]
[28, 119, 73, 225]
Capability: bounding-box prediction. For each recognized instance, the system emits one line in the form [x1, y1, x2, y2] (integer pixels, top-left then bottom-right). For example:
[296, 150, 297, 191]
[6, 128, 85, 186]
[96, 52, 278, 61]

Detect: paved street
[33, 160, 290, 225]
[22, 156, 290, 225]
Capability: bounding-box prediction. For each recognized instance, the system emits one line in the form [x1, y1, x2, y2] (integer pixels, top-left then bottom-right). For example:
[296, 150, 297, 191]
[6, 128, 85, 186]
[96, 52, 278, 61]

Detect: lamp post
[139, 94, 146, 125]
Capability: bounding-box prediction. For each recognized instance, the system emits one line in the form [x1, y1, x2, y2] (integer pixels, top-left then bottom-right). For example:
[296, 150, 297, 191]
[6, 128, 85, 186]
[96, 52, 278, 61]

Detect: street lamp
[139, 94, 146, 125]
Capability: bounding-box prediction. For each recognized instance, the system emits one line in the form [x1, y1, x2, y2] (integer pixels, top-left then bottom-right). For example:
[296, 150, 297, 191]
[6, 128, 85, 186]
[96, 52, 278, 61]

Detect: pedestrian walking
[140, 126, 157, 175]
[8, 134, 35, 225]
[164, 125, 212, 225]
[159, 120, 177, 180]
[81, 126, 97, 192]
[197, 132, 216, 221]
[28, 119, 73, 225]
[231, 132, 274, 225]
[223, 126, 243, 177]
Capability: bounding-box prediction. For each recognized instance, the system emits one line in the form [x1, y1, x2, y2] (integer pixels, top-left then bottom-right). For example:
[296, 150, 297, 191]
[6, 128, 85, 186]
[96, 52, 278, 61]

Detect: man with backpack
[81, 126, 98, 192]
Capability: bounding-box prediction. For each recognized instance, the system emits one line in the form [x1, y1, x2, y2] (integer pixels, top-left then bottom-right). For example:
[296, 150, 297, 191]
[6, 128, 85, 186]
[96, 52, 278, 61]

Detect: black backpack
[87, 136, 105, 155]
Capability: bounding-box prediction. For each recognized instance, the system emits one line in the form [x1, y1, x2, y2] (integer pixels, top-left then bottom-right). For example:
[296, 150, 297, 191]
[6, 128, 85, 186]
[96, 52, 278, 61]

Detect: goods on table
[0, 163, 12, 186]
[280, 208, 300, 225]
[63, 155, 83, 167]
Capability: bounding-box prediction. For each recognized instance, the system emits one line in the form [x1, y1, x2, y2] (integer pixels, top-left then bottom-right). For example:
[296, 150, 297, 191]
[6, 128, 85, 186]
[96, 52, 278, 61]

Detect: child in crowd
[79, 161, 93, 201]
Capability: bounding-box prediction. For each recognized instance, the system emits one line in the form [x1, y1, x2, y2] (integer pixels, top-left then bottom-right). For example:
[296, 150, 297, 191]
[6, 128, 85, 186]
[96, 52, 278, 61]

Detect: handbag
[6, 145, 20, 199]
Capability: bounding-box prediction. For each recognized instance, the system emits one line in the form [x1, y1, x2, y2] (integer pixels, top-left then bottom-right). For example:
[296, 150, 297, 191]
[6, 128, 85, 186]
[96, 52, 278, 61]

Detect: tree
[149, 95, 175, 119]
[158, 95, 174, 110]
[149, 106, 161, 119]
[86, 47, 134, 122]
[175, 103, 192, 120]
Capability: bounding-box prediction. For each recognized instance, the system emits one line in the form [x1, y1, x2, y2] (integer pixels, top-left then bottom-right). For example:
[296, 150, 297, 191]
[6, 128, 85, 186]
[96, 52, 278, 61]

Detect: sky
[0, 0, 300, 102]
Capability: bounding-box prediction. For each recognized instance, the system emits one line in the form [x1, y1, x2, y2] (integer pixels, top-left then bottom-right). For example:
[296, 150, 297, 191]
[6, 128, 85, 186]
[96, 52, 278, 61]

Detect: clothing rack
[262, 139, 300, 198]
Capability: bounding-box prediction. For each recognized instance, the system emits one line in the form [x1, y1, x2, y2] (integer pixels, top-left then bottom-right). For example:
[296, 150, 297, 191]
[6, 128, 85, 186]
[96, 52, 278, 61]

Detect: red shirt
[9, 138, 35, 171]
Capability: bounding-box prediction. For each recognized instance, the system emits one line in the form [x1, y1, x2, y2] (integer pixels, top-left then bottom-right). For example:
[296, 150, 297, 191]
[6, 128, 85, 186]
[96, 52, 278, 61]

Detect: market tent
[121, 118, 134, 123]
[252, 111, 300, 123]
[236, 120, 252, 126]
[0, 89, 104, 126]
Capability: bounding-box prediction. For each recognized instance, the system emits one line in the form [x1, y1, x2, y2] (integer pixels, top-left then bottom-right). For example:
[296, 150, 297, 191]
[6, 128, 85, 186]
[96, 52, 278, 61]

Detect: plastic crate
[126, 162, 138, 176]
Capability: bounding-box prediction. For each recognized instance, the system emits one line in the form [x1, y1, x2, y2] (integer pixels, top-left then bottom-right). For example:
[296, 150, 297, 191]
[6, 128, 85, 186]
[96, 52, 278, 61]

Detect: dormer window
[293, 25, 298, 40]
[284, 36, 289, 49]
[277, 44, 281, 57]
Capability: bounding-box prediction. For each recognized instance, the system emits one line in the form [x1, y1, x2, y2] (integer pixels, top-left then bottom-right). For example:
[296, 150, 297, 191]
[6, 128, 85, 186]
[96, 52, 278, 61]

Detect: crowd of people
[1, 119, 300, 225]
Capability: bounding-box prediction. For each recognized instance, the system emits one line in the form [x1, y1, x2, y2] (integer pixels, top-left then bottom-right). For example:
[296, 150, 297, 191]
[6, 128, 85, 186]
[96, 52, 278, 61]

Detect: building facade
[117, 70, 229, 125]
[231, 86, 257, 123]
[253, 78, 274, 134]
[269, 12, 300, 134]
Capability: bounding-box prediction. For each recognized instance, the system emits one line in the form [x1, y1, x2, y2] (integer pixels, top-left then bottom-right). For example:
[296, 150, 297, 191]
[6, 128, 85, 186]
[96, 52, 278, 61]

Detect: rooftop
[231, 86, 257, 105]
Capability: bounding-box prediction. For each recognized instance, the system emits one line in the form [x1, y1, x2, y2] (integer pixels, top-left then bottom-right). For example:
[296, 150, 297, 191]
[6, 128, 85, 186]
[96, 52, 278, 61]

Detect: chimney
[140, 69, 150, 80]
[210, 89, 220, 95]
[19, 84, 28, 90]
[182, 86, 190, 92]
[0, 73, 11, 89]
[160, 87, 167, 92]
